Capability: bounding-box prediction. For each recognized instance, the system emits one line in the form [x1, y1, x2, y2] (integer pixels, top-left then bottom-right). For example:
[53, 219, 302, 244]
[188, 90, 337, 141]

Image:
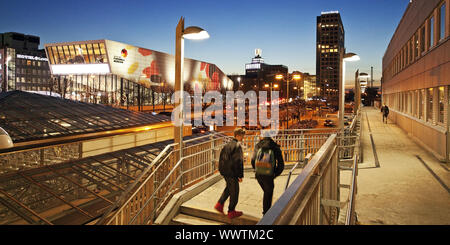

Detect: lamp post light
[340, 53, 360, 129]
[275, 73, 301, 129]
[0, 127, 13, 150]
[174, 17, 209, 161]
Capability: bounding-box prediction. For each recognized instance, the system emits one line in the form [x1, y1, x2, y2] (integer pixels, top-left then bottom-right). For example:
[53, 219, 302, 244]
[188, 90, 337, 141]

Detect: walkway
[182, 168, 304, 220]
[356, 106, 450, 225]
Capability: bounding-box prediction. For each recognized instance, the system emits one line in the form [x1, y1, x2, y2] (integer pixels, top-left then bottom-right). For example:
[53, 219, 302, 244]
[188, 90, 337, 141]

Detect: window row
[390, 1, 447, 77]
[15, 68, 50, 76]
[384, 86, 446, 125]
[46, 42, 108, 65]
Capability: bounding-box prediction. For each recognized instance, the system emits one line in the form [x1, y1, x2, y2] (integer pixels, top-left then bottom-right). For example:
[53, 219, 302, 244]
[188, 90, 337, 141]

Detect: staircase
[170, 204, 259, 225]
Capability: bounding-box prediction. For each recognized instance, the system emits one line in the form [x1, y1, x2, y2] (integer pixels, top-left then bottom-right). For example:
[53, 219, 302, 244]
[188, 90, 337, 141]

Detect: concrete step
[171, 213, 227, 225]
[179, 205, 259, 225]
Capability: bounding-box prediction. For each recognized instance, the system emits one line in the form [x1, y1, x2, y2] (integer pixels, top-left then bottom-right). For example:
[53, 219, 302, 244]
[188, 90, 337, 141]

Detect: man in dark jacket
[215, 128, 245, 219]
[381, 105, 389, 124]
[251, 135, 284, 215]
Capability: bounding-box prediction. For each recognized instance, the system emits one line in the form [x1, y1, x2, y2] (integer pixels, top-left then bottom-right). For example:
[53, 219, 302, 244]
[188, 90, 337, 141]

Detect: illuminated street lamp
[0, 127, 13, 149]
[174, 17, 209, 160]
[276, 73, 300, 128]
[340, 52, 360, 128]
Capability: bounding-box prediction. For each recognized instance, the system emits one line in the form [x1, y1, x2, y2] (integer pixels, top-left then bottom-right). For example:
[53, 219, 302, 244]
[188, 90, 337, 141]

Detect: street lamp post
[356, 72, 369, 114]
[174, 17, 209, 161]
[0, 127, 13, 150]
[340, 53, 360, 129]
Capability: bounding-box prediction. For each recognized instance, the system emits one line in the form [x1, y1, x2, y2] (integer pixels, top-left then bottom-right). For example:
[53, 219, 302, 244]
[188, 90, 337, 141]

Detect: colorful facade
[44, 40, 233, 110]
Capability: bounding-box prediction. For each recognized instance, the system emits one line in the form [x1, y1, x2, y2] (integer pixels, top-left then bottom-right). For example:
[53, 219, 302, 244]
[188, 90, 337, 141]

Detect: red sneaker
[214, 202, 224, 215]
[227, 210, 243, 219]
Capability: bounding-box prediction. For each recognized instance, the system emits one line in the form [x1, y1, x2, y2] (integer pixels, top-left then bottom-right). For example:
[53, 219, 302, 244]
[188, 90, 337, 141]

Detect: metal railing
[258, 134, 340, 225]
[257, 111, 362, 225]
[100, 113, 362, 225]
[102, 133, 230, 225]
[345, 154, 359, 225]
[242, 129, 336, 166]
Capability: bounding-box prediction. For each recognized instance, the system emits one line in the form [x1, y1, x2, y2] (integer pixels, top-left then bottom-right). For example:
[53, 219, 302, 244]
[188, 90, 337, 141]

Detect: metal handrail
[345, 154, 358, 225]
[128, 145, 215, 224]
[285, 153, 312, 190]
[94, 142, 175, 224]
[258, 134, 338, 225]
[98, 132, 230, 224]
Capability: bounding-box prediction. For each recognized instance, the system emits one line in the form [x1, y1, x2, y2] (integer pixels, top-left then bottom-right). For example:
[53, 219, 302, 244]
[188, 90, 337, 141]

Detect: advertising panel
[105, 40, 231, 91]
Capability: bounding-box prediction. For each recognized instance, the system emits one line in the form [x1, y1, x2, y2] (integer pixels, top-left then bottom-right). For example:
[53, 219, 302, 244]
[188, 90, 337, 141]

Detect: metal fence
[256, 111, 362, 225]
[257, 134, 340, 225]
[98, 113, 361, 225]
[100, 133, 230, 225]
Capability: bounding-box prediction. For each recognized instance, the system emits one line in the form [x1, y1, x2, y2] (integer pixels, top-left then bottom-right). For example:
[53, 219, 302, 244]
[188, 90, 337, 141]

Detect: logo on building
[114, 48, 127, 64]
[121, 49, 128, 58]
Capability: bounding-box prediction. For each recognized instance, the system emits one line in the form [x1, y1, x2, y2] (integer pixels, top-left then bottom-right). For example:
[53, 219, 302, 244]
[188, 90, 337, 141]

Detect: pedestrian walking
[251, 133, 284, 215]
[381, 105, 389, 123]
[214, 128, 246, 219]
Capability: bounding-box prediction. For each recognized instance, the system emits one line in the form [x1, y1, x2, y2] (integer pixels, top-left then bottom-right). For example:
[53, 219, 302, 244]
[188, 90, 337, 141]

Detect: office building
[229, 49, 289, 98]
[382, 0, 449, 161]
[0, 32, 51, 92]
[316, 11, 345, 101]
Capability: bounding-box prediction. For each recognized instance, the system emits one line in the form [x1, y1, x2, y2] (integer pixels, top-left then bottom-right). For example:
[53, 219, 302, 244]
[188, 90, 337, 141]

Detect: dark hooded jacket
[218, 138, 244, 178]
[251, 137, 284, 178]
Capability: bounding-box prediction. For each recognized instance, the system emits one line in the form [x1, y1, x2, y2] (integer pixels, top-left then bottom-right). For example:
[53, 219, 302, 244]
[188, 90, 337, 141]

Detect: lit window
[427, 88, 433, 121]
[439, 86, 444, 123]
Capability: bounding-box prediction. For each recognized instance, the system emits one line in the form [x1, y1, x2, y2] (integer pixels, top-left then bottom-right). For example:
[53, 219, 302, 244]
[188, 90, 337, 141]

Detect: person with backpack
[214, 128, 246, 219]
[251, 133, 284, 215]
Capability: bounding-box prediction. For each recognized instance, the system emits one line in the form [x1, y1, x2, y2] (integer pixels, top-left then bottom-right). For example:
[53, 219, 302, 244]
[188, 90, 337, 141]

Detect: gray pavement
[356, 106, 450, 225]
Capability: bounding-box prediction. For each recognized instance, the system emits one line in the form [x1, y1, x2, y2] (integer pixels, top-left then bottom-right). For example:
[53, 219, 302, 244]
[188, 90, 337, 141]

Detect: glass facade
[45, 40, 233, 111]
[47, 41, 108, 65]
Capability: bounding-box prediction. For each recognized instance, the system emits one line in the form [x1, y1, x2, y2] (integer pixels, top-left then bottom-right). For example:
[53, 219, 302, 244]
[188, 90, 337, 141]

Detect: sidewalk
[356, 106, 450, 225]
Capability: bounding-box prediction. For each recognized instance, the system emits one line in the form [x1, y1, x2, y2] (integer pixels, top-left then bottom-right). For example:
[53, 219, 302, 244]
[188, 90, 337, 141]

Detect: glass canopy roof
[0, 91, 170, 143]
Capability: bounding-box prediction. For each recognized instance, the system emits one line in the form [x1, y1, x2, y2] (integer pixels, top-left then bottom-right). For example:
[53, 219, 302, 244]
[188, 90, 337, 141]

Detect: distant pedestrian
[215, 128, 246, 219]
[251, 132, 284, 215]
[381, 105, 389, 124]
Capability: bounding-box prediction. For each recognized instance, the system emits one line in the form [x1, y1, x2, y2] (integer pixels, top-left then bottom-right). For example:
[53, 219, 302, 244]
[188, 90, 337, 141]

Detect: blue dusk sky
[1, 0, 410, 88]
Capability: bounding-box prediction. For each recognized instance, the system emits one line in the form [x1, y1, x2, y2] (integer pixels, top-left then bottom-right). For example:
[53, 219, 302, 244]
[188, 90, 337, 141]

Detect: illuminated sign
[245, 63, 261, 70]
[321, 11, 339, 15]
[17, 54, 48, 61]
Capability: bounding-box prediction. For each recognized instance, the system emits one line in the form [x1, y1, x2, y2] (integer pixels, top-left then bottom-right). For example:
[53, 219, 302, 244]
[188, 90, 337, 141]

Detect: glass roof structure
[0, 90, 170, 143]
[0, 132, 223, 225]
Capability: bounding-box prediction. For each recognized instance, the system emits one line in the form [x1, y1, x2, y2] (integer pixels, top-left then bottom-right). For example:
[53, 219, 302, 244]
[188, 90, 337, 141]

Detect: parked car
[192, 125, 208, 134]
[324, 119, 335, 127]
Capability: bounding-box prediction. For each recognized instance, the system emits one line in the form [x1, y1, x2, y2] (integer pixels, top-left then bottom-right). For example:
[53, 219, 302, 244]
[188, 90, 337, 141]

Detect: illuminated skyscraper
[316, 11, 345, 102]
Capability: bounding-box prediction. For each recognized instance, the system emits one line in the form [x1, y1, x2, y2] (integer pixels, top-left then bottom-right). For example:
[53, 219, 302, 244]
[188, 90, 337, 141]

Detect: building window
[420, 26, 425, 53]
[429, 16, 435, 49]
[414, 32, 419, 59]
[427, 88, 434, 122]
[439, 86, 444, 123]
[440, 3, 446, 40]
[419, 89, 424, 119]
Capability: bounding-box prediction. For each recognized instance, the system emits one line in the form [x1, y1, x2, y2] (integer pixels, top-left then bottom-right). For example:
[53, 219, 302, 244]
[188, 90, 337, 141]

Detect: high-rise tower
[316, 11, 345, 102]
